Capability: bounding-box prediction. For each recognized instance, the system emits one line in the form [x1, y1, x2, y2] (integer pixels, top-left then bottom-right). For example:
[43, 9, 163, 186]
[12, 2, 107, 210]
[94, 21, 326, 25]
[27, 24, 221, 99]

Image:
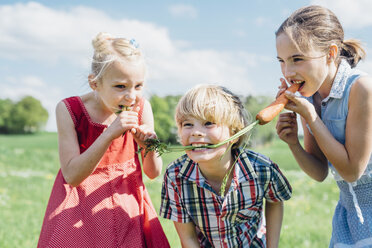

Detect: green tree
[150, 95, 181, 144]
[0, 98, 13, 133]
[0, 96, 49, 134]
[244, 95, 278, 146]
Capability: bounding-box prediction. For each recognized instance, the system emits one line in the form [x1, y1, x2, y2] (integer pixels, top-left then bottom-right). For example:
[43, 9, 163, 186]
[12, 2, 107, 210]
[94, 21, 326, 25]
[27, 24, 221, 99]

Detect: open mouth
[291, 80, 305, 91]
[115, 105, 132, 114]
[191, 143, 212, 151]
[118, 105, 132, 111]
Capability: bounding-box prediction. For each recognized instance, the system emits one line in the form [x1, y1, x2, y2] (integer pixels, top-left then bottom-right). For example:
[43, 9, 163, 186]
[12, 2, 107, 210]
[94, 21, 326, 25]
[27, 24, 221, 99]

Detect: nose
[191, 129, 204, 137]
[124, 89, 136, 101]
[283, 64, 296, 78]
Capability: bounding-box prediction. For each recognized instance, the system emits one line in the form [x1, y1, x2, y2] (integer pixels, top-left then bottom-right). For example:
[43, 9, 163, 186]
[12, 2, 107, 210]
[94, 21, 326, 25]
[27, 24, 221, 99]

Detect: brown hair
[276, 5, 365, 68]
[175, 84, 251, 148]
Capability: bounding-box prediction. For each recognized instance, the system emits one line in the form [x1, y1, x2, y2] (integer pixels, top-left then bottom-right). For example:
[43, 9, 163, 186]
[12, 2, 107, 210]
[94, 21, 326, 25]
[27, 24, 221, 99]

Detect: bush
[244, 95, 278, 146]
[0, 96, 48, 134]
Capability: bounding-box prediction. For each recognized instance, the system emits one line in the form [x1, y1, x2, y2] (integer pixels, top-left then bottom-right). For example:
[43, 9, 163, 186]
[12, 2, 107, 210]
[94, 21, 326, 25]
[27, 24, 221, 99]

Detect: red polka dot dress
[38, 96, 170, 248]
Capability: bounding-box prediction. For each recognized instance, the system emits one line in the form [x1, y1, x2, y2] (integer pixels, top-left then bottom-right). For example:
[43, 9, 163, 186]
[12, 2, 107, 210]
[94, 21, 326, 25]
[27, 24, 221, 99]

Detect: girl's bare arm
[57, 99, 139, 186]
[57, 101, 113, 186]
[285, 76, 372, 182]
[135, 100, 163, 179]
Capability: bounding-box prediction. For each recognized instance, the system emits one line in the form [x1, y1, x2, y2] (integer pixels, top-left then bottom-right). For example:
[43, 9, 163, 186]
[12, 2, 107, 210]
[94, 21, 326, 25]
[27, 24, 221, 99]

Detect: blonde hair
[175, 84, 251, 148]
[276, 5, 365, 68]
[90, 32, 144, 81]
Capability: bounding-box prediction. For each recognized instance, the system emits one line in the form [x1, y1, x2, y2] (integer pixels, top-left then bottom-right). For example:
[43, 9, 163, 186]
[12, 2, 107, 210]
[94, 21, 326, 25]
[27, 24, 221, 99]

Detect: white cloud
[0, 2, 264, 131]
[0, 2, 175, 66]
[22, 76, 46, 87]
[357, 54, 372, 73]
[310, 0, 372, 28]
[254, 17, 271, 27]
[146, 49, 267, 97]
[233, 29, 248, 38]
[168, 4, 198, 19]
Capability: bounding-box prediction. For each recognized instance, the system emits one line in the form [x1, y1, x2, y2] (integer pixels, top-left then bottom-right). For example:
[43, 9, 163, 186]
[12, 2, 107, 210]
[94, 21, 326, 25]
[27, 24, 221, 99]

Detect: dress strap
[348, 183, 364, 224]
[63, 96, 83, 127]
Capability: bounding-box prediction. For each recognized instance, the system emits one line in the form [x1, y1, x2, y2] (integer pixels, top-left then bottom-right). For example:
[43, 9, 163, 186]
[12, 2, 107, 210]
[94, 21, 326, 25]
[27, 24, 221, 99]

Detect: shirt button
[321, 102, 326, 106]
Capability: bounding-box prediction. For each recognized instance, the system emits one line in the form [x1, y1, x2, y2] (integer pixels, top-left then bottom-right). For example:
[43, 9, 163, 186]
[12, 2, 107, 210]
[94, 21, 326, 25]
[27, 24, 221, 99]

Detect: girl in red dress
[38, 32, 170, 248]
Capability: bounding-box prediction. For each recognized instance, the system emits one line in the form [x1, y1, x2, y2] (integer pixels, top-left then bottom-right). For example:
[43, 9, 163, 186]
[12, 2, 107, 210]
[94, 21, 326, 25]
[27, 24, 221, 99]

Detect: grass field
[0, 133, 339, 247]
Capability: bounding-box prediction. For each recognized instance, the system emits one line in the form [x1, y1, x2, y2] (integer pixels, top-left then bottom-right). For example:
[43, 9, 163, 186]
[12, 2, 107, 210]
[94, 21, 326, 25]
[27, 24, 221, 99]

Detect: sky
[1, 0, 372, 131]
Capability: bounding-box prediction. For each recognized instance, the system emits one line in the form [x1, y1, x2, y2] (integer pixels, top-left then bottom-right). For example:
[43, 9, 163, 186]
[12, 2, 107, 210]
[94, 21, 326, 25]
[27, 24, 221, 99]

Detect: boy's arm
[174, 222, 200, 248]
[265, 201, 284, 248]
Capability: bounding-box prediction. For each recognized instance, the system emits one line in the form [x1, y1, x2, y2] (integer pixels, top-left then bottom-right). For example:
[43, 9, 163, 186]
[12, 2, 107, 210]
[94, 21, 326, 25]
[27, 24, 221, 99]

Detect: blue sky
[1, 0, 372, 131]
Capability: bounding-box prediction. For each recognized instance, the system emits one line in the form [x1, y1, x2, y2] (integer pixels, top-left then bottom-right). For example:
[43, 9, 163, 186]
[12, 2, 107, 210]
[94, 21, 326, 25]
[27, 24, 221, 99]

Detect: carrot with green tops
[137, 83, 299, 157]
[256, 83, 301, 125]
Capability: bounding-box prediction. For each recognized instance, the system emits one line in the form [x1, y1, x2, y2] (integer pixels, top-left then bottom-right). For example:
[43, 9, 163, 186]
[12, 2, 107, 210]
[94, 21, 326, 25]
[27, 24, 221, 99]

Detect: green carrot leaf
[138, 120, 259, 157]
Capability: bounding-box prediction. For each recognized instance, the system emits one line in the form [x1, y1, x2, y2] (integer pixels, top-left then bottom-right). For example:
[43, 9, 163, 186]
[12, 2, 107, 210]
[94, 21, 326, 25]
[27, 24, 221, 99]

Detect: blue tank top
[305, 59, 372, 183]
[305, 60, 372, 227]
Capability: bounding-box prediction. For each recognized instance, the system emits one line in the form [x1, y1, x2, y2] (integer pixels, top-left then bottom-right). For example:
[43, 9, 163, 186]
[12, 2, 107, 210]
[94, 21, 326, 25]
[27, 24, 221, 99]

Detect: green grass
[0, 133, 338, 247]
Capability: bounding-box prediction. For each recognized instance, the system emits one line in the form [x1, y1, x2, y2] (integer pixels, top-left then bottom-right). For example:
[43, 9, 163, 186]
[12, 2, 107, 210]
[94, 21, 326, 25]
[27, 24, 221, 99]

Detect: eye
[277, 58, 284, 63]
[115, 84, 126, 89]
[182, 122, 193, 128]
[293, 57, 303, 62]
[205, 121, 215, 127]
[135, 83, 143, 90]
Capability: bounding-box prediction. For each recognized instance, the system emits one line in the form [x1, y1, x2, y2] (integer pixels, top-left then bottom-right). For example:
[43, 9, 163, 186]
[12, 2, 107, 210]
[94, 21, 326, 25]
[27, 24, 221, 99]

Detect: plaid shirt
[160, 148, 292, 248]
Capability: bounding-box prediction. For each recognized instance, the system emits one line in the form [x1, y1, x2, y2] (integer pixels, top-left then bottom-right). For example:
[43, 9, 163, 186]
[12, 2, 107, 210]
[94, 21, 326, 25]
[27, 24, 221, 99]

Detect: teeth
[193, 147, 206, 151]
[191, 144, 210, 150]
[293, 80, 304, 84]
[192, 144, 206, 147]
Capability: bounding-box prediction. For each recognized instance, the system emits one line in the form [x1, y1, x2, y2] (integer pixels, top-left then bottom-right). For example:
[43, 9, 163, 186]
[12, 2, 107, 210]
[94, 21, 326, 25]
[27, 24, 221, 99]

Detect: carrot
[256, 83, 301, 125]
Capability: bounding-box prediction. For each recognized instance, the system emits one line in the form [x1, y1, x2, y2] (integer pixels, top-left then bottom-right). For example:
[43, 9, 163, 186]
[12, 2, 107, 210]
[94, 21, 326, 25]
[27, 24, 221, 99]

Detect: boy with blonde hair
[160, 84, 292, 247]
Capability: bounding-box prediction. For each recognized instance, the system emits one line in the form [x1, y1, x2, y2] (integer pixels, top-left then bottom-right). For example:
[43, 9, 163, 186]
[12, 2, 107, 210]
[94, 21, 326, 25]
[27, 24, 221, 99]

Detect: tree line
[0, 96, 48, 134]
[0, 94, 278, 146]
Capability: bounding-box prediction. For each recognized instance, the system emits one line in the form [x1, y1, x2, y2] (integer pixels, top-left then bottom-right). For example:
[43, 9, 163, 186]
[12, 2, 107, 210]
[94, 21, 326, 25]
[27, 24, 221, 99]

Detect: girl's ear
[88, 74, 98, 90]
[327, 44, 338, 62]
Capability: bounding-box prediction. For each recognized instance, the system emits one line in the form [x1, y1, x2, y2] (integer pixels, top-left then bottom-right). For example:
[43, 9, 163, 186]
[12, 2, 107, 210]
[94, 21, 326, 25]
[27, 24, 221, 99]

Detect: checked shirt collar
[177, 148, 258, 193]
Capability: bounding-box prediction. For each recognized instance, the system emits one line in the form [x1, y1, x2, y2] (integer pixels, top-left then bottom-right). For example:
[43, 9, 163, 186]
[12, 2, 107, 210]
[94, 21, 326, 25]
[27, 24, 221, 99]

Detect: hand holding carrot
[256, 82, 301, 125]
[282, 89, 318, 124]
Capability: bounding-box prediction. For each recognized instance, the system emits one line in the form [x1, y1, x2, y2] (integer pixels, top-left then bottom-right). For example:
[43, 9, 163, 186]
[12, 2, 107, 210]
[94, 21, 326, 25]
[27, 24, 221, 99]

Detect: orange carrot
[256, 83, 301, 125]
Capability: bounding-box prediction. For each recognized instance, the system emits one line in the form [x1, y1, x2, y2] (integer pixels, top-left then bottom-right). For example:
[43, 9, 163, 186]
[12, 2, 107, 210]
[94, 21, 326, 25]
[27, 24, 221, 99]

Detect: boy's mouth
[191, 143, 212, 151]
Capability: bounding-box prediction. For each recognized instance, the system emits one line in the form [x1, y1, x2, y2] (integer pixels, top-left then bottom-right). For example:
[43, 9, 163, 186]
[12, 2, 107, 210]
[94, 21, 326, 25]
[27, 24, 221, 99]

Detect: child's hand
[276, 112, 299, 145]
[107, 109, 139, 139]
[131, 124, 158, 148]
[276, 78, 288, 98]
[283, 91, 317, 123]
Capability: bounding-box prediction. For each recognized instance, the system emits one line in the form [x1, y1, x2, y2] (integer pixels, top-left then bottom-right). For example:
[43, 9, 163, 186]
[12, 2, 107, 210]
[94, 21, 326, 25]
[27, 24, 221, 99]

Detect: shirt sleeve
[264, 162, 292, 202]
[159, 170, 192, 223]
